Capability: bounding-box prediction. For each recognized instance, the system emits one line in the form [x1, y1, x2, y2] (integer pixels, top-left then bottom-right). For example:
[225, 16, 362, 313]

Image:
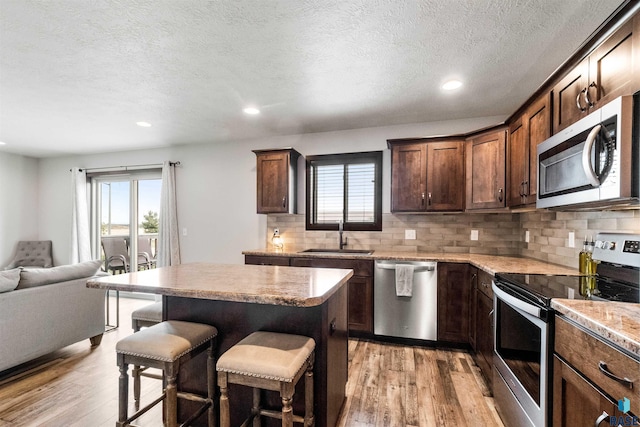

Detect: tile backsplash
[266, 210, 640, 269]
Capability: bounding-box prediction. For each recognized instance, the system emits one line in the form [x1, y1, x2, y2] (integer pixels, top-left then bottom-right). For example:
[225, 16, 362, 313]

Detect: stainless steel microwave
[536, 94, 639, 209]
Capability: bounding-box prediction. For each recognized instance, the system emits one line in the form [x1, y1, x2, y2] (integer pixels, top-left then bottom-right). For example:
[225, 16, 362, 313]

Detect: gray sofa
[0, 260, 107, 373]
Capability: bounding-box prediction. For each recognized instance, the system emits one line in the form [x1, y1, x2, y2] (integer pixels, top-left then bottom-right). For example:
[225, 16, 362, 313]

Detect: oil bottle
[579, 236, 596, 296]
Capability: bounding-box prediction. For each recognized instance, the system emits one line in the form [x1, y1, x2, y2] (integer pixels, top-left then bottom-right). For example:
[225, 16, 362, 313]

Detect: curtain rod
[70, 161, 180, 172]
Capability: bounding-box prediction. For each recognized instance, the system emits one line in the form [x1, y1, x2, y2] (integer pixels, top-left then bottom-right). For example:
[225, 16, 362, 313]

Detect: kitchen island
[87, 262, 353, 427]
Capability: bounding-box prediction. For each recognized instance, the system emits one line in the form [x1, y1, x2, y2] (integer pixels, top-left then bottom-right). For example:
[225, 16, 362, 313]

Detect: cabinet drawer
[555, 316, 640, 415]
[290, 257, 373, 277]
[477, 269, 494, 299]
[244, 255, 291, 266]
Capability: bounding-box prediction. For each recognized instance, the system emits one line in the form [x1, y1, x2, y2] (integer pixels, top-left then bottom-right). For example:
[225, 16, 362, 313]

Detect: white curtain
[70, 168, 91, 263]
[158, 161, 180, 267]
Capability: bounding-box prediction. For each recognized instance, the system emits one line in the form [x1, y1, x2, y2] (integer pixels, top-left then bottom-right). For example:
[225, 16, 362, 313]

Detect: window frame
[305, 151, 382, 231]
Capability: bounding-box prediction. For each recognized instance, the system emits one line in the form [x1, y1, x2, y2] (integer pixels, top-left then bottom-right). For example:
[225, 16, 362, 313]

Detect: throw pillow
[0, 268, 21, 293]
[17, 259, 103, 289]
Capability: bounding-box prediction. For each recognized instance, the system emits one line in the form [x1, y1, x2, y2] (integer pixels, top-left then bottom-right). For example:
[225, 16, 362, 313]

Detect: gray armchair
[5, 240, 53, 269]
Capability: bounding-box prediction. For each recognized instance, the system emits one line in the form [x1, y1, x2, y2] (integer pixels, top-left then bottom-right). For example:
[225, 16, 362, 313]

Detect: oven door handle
[492, 282, 542, 319]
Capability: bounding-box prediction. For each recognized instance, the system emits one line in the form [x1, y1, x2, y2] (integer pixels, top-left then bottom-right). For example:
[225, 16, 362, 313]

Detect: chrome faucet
[338, 220, 348, 250]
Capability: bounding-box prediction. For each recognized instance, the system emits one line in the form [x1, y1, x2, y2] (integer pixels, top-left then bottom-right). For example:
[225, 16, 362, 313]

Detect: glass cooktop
[495, 272, 640, 305]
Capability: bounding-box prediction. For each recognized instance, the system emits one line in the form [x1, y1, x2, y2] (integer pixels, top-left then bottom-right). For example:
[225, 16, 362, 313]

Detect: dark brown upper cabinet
[553, 17, 640, 132]
[253, 148, 300, 214]
[507, 94, 551, 207]
[388, 139, 464, 212]
[465, 128, 506, 210]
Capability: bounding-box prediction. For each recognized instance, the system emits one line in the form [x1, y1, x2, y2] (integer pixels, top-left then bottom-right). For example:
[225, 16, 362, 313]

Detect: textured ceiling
[0, 0, 626, 158]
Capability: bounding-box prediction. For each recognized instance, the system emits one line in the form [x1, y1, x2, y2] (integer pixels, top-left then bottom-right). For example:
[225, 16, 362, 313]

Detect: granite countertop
[551, 299, 640, 360]
[242, 248, 579, 276]
[87, 262, 353, 307]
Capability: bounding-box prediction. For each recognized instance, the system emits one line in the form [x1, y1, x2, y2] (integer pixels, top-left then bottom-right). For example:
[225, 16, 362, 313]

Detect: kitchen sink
[299, 248, 374, 256]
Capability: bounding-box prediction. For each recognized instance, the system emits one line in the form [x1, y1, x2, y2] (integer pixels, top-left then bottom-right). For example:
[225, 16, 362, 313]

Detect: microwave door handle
[582, 124, 602, 187]
[492, 282, 542, 319]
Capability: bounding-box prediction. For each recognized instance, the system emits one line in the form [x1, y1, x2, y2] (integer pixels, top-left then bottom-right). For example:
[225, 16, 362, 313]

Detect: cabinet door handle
[497, 188, 503, 202]
[576, 88, 588, 112]
[523, 180, 528, 197]
[598, 361, 634, 389]
[585, 81, 596, 108]
[421, 192, 425, 207]
[595, 411, 609, 427]
[282, 196, 287, 208]
[427, 192, 432, 206]
[519, 181, 525, 197]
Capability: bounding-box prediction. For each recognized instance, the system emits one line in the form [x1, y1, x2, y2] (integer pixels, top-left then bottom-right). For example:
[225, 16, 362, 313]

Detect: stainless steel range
[492, 232, 640, 427]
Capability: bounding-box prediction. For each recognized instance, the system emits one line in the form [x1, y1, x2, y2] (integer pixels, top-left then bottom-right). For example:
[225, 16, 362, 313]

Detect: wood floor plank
[450, 370, 499, 426]
[0, 297, 504, 427]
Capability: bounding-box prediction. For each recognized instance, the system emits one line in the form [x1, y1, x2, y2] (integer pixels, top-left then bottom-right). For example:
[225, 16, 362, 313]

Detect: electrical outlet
[568, 232, 575, 248]
[525, 230, 530, 243]
[470, 230, 479, 241]
[405, 229, 416, 240]
[273, 228, 280, 236]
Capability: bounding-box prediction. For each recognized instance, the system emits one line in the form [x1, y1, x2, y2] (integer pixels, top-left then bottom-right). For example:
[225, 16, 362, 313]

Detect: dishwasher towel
[395, 264, 414, 297]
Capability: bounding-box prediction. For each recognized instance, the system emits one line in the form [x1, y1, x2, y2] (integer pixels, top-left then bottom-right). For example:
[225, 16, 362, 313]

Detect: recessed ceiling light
[243, 107, 260, 115]
[0, 141, 6, 145]
[136, 121, 152, 127]
[442, 80, 463, 91]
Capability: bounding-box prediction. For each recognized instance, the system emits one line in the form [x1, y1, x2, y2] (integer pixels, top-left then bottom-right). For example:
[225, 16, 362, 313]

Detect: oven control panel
[594, 233, 640, 268]
[623, 240, 640, 254]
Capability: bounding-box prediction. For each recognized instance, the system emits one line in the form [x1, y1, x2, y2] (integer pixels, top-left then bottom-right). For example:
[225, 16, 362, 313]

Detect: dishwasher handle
[375, 261, 436, 272]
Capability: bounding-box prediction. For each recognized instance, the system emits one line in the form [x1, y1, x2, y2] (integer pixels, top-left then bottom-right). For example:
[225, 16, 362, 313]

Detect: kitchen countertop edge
[551, 299, 640, 360]
[87, 263, 354, 308]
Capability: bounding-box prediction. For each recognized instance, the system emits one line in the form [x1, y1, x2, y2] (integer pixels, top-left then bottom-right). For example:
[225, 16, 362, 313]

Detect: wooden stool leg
[132, 364, 142, 409]
[207, 343, 216, 427]
[305, 357, 314, 427]
[281, 383, 294, 427]
[117, 362, 129, 427]
[165, 369, 178, 427]
[252, 388, 261, 427]
[219, 373, 230, 427]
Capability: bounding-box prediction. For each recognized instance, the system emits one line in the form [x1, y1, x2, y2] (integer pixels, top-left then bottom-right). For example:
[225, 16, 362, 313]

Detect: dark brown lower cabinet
[553, 355, 621, 427]
[437, 263, 471, 343]
[468, 268, 494, 390]
[245, 255, 373, 334]
[288, 257, 374, 334]
[244, 255, 291, 266]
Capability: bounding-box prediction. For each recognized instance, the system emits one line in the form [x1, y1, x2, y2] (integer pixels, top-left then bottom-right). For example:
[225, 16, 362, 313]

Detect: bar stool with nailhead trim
[129, 301, 164, 409]
[116, 320, 218, 427]
[216, 331, 315, 427]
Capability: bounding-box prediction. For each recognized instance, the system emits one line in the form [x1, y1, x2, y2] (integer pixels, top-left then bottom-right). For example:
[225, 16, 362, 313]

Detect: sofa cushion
[17, 260, 103, 289]
[0, 268, 21, 293]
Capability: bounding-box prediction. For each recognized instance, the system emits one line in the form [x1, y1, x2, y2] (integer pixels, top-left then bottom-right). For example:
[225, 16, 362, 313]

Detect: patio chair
[137, 236, 156, 269]
[101, 237, 130, 274]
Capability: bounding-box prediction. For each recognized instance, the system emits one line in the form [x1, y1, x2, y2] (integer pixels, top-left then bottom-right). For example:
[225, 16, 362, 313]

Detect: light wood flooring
[0, 297, 504, 427]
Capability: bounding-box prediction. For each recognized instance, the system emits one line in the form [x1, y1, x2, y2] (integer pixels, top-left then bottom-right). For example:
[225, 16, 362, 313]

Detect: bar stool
[116, 320, 218, 427]
[130, 301, 164, 408]
[217, 331, 315, 427]
[131, 301, 163, 332]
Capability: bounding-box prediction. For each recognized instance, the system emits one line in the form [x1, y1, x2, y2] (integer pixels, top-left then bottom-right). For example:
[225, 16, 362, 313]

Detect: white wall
[0, 151, 39, 265]
[36, 116, 503, 265]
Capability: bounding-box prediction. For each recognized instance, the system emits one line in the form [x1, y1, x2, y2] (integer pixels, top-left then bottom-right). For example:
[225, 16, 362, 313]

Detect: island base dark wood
[164, 284, 348, 427]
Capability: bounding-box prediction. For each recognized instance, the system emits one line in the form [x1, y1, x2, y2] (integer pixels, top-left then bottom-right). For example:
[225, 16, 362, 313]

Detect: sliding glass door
[91, 170, 161, 274]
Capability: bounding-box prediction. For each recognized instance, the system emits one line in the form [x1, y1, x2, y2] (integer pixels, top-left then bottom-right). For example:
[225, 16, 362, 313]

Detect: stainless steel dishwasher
[374, 260, 437, 340]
